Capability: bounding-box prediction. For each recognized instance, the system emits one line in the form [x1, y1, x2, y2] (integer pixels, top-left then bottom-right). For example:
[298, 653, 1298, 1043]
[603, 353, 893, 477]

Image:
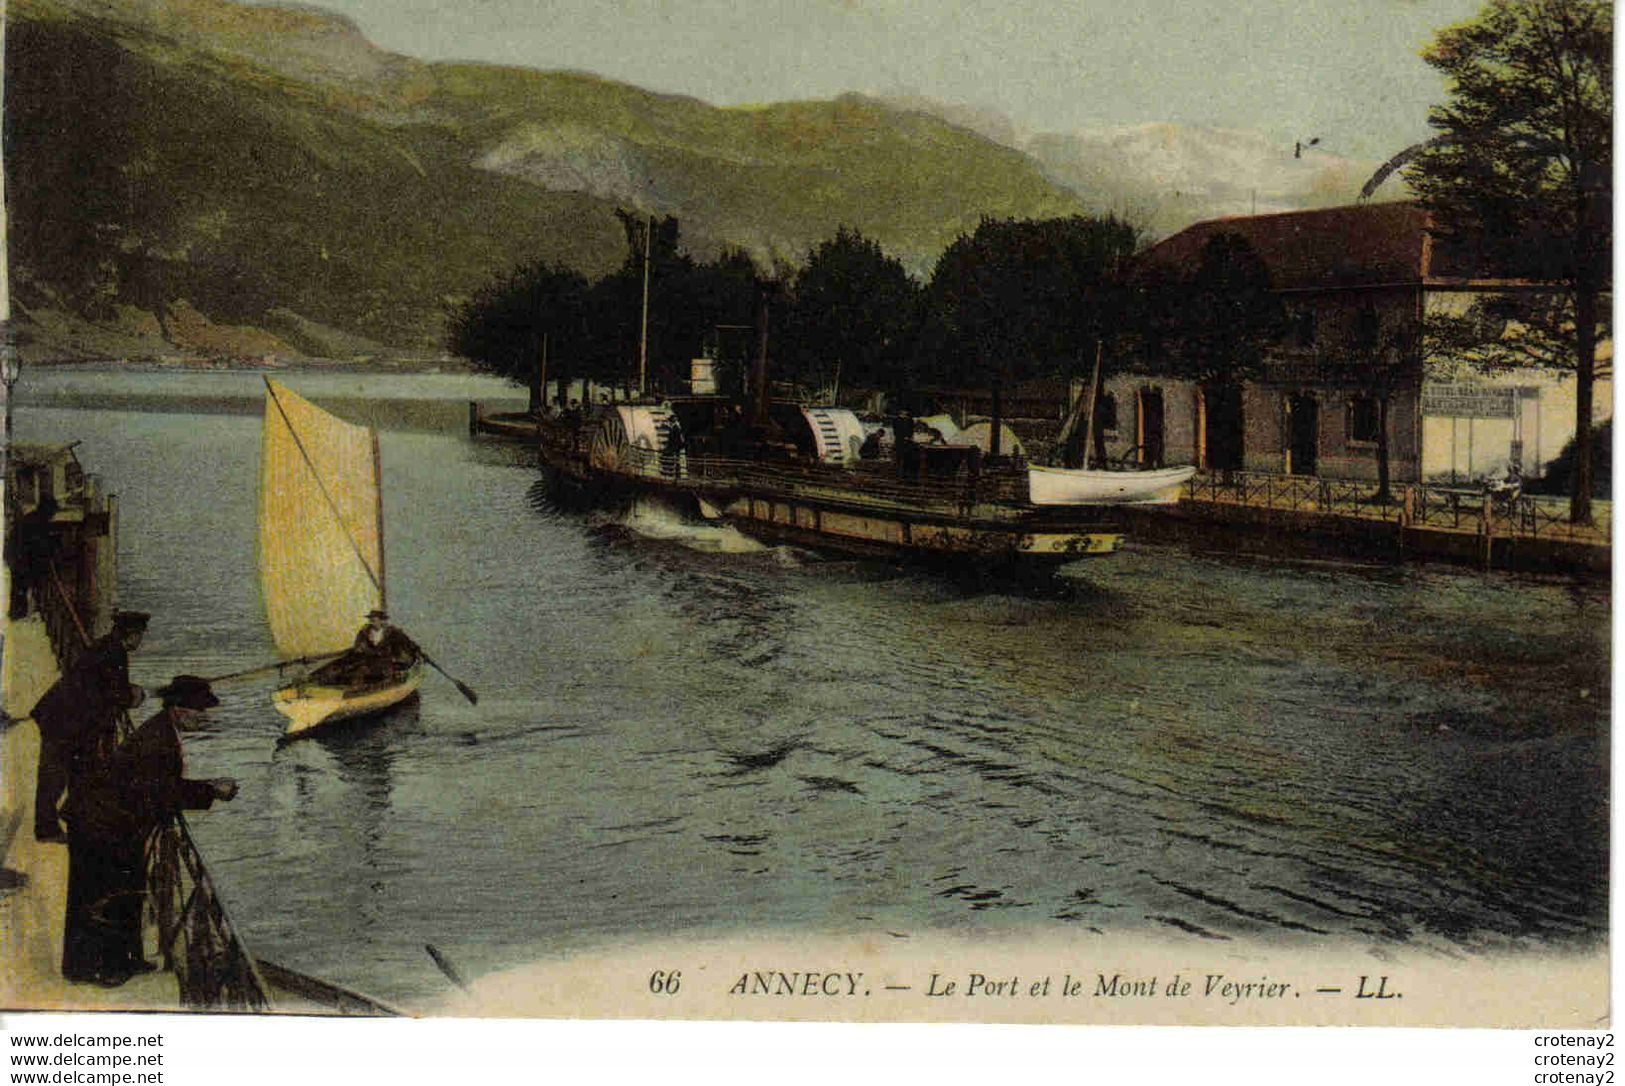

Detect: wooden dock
[468, 402, 542, 440]
[1127, 471, 1609, 574]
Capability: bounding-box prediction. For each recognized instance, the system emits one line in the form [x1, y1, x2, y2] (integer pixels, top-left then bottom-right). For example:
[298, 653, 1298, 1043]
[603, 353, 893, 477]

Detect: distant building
[1112, 202, 1611, 484]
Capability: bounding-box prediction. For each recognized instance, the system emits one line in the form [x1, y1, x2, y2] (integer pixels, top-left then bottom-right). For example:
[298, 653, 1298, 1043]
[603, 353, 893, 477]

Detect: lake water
[10, 369, 1610, 1009]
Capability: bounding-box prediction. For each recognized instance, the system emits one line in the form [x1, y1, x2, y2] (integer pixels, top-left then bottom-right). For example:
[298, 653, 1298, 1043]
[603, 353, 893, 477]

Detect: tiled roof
[1134, 202, 1489, 290]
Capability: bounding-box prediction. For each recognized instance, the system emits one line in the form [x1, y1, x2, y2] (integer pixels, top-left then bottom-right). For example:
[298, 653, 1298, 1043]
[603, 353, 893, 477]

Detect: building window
[1348, 396, 1380, 443]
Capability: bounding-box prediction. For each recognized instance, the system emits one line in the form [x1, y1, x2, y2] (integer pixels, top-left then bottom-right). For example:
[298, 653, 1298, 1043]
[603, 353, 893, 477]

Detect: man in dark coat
[307, 609, 421, 687]
[29, 610, 149, 842]
[60, 675, 237, 987]
[349, 609, 421, 683]
[6, 495, 58, 619]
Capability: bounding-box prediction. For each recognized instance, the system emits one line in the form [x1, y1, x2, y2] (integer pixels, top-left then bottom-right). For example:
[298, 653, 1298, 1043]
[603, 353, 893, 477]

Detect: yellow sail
[258, 379, 384, 659]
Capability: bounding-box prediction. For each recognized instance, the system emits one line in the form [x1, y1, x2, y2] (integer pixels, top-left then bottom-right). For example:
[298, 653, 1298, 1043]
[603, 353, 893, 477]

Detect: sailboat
[258, 378, 423, 737]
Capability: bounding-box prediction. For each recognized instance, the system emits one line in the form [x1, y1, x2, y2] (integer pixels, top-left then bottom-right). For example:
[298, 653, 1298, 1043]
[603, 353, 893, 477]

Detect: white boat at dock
[1027, 464, 1196, 506]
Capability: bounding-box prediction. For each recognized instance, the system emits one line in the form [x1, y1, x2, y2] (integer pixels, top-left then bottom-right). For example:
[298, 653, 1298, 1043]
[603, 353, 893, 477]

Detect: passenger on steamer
[6, 495, 59, 620]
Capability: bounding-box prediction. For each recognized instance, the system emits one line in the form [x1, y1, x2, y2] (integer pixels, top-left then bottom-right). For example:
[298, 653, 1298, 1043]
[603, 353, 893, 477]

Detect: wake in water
[608, 495, 775, 556]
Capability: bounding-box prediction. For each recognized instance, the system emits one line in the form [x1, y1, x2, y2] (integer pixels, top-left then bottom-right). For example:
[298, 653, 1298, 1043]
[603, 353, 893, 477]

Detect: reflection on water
[269, 700, 418, 953]
[12, 376, 1609, 1008]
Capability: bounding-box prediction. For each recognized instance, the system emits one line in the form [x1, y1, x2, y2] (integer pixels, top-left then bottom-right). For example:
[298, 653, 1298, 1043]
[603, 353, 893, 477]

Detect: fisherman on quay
[60, 675, 238, 987]
[29, 610, 149, 843]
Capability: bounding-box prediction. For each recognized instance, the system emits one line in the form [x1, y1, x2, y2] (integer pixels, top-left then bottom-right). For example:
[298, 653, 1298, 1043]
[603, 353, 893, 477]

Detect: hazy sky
[310, 0, 1489, 161]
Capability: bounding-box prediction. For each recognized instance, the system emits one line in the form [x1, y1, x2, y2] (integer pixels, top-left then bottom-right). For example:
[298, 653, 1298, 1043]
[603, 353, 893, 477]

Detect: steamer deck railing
[545, 432, 1052, 521]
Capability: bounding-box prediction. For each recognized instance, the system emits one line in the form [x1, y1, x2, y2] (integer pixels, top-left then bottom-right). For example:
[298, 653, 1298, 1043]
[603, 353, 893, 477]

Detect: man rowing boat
[310, 609, 422, 687]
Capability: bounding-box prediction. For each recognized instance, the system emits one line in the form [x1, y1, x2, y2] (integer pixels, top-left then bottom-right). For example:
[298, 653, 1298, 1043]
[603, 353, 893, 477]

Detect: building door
[1204, 383, 1245, 472]
[1287, 393, 1318, 476]
[1137, 387, 1165, 467]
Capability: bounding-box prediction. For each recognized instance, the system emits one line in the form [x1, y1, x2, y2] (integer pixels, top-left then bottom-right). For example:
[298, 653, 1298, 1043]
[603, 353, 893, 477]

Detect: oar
[420, 652, 478, 705]
[203, 653, 342, 685]
[424, 943, 470, 992]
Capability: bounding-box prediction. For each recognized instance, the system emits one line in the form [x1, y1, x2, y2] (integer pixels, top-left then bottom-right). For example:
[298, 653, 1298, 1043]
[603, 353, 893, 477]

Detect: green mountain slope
[8, 0, 1088, 359]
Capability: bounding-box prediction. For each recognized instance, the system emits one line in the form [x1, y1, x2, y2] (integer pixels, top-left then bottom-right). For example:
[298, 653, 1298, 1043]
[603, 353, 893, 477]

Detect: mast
[751, 284, 771, 428]
[1080, 340, 1103, 469]
[371, 429, 385, 614]
[536, 333, 548, 413]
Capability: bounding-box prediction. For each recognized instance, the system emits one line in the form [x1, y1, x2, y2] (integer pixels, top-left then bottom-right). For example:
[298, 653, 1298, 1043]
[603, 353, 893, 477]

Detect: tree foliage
[1424, 291, 1611, 375]
[919, 215, 1141, 389]
[1142, 232, 1285, 387]
[782, 227, 922, 396]
[580, 212, 764, 395]
[446, 259, 588, 409]
[1405, 0, 1611, 520]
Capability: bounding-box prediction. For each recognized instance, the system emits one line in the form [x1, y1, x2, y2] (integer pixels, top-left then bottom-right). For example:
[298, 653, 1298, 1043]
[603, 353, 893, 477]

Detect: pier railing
[147, 814, 274, 1011]
[1183, 471, 1611, 545]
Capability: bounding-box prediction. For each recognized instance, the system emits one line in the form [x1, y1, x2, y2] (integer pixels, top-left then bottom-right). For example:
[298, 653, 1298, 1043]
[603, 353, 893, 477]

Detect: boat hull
[1028, 465, 1196, 505]
[721, 493, 1120, 563]
[273, 663, 424, 738]
[538, 413, 1126, 565]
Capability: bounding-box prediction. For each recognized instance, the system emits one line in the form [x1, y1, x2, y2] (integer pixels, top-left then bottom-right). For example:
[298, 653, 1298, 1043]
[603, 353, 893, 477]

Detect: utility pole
[751, 284, 773, 429]
[637, 215, 652, 398]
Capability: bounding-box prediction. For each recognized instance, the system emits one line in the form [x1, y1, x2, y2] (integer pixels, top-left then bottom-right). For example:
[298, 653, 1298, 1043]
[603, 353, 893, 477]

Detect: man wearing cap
[28, 610, 149, 842]
[60, 675, 237, 987]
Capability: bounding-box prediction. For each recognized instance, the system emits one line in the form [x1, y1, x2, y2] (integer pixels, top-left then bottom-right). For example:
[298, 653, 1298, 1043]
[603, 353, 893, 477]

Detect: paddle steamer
[536, 396, 1129, 565]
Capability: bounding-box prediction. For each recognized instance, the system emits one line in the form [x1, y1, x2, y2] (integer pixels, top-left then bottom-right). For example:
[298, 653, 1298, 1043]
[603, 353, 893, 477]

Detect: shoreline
[20, 356, 478, 375]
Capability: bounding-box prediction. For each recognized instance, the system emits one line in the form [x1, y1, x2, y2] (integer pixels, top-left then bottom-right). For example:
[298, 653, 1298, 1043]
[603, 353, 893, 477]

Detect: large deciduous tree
[920, 216, 1141, 457]
[784, 227, 922, 399]
[447, 259, 588, 411]
[583, 212, 766, 397]
[1405, 0, 1611, 522]
[923, 216, 1141, 390]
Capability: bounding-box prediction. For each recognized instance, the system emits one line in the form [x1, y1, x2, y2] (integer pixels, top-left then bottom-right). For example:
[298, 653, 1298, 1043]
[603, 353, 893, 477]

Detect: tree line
[450, 0, 1609, 522]
[446, 211, 1281, 411]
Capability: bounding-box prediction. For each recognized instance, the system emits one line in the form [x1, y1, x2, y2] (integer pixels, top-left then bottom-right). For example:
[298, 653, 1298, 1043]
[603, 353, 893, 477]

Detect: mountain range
[8, 0, 1391, 362]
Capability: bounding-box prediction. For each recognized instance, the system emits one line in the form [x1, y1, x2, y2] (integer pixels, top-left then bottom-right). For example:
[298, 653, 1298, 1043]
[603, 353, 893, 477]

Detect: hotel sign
[1421, 383, 1518, 419]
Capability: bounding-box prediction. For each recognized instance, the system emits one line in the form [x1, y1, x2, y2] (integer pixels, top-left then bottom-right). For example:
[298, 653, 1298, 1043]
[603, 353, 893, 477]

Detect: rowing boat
[272, 662, 425, 738]
[1027, 464, 1196, 505]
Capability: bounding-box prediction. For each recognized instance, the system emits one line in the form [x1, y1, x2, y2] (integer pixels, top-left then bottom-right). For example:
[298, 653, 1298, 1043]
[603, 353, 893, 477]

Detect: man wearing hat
[28, 610, 149, 842]
[350, 609, 421, 684]
[60, 675, 237, 987]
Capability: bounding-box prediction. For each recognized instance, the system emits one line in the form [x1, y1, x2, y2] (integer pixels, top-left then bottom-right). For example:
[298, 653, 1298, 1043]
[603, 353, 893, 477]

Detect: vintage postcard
[0, 0, 1610, 1058]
